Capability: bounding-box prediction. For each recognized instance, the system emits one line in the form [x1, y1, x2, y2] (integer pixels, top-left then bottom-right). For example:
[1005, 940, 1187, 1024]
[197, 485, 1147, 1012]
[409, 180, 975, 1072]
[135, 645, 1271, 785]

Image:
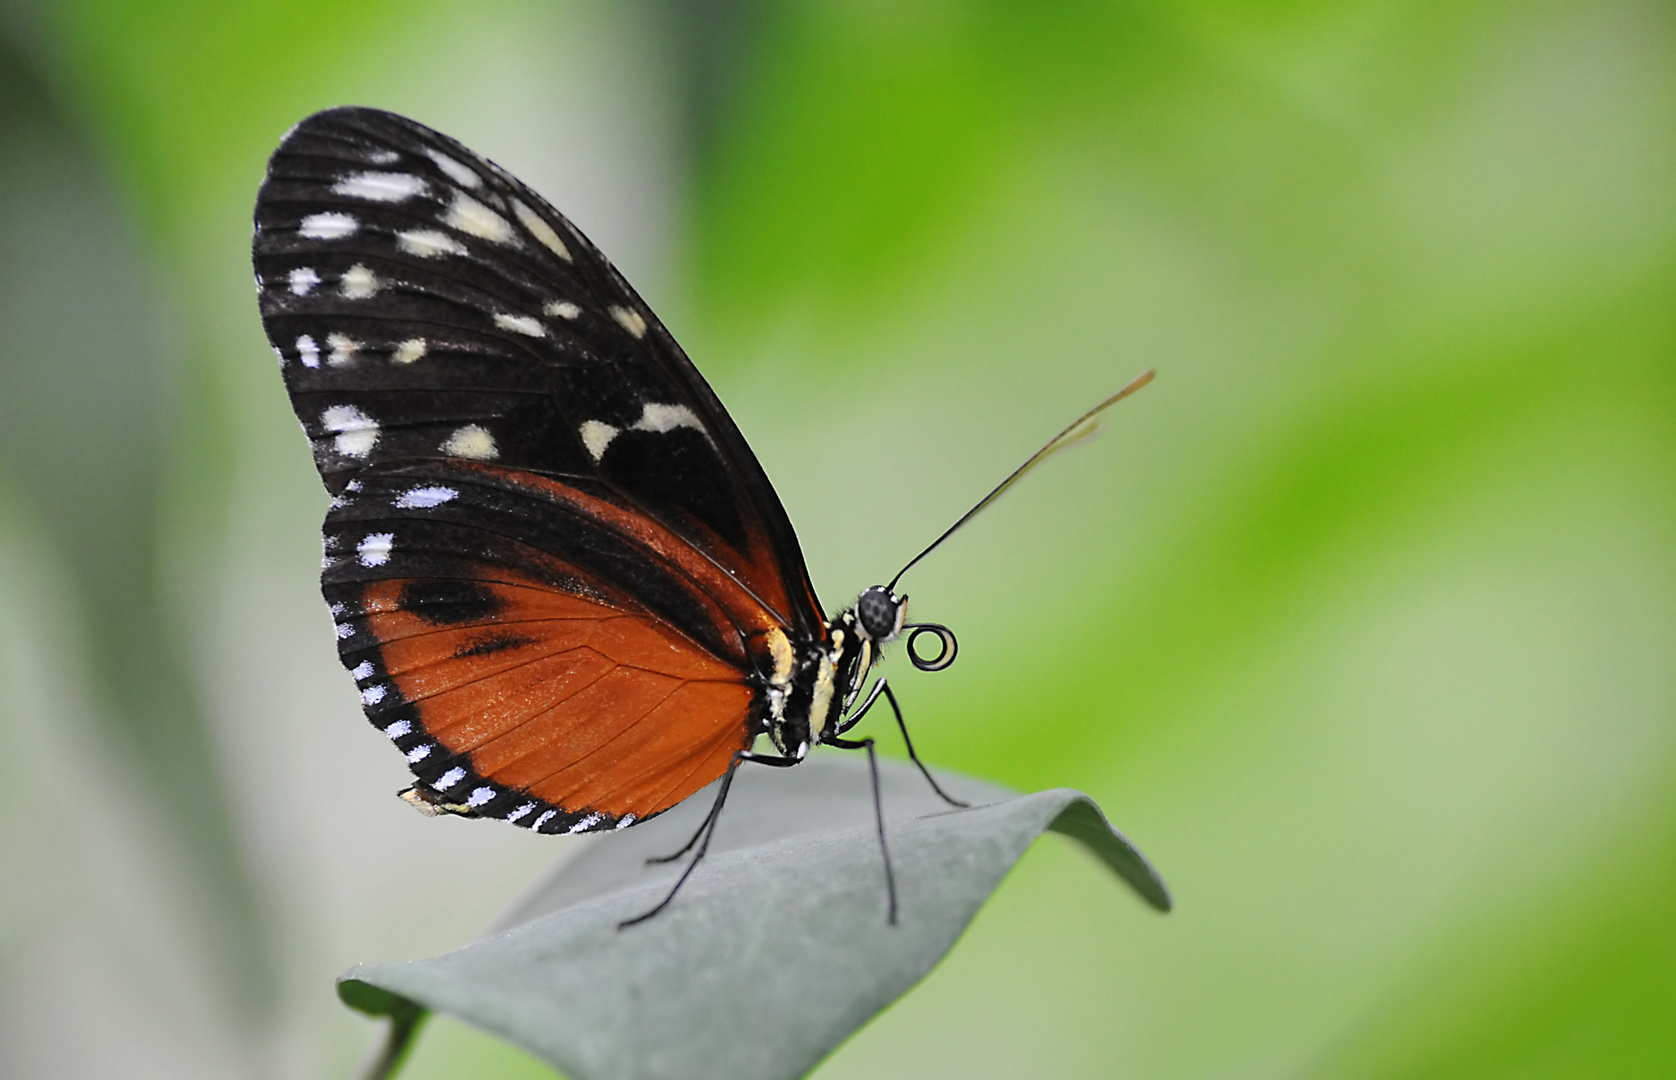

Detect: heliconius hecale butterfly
[253, 107, 1151, 926]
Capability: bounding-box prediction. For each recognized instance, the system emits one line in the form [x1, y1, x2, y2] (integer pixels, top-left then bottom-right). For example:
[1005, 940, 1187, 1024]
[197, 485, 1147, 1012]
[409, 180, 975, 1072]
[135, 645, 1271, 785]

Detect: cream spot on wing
[395, 485, 458, 509]
[493, 312, 545, 337]
[299, 212, 358, 239]
[340, 263, 380, 298]
[609, 305, 647, 338]
[633, 402, 703, 435]
[326, 333, 359, 366]
[397, 228, 467, 258]
[443, 192, 514, 244]
[424, 147, 481, 188]
[544, 300, 581, 320]
[579, 420, 618, 462]
[357, 532, 394, 567]
[321, 404, 378, 457]
[392, 338, 427, 364]
[296, 334, 320, 368]
[513, 199, 571, 260]
[288, 267, 319, 295]
[333, 171, 427, 202]
[442, 425, 497, 460]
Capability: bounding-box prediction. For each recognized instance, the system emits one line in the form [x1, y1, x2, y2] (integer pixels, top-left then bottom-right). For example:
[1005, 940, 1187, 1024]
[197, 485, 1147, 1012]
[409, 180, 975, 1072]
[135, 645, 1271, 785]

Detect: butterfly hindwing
[253, 106, 822, 635]
[323, 462, 786, 829]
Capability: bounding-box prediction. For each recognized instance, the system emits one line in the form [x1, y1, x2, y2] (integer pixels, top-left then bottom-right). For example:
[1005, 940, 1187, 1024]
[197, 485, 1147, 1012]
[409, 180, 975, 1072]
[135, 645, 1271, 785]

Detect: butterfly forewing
[254, 107, 821, 634]
[254, 107, 825, 831]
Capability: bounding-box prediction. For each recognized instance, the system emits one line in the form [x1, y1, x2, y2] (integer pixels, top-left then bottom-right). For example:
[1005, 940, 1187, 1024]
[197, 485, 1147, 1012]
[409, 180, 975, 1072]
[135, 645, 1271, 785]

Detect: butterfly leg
[835, 679, 969, 809]
[644, 783, 728, 866]
[619, 749, 800, 929]
[822, 734, 899, 925]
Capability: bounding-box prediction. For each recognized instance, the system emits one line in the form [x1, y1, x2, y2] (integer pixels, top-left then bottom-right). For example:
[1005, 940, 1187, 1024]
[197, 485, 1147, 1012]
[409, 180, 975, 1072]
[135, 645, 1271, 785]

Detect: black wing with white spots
[252, 106, 823, 636]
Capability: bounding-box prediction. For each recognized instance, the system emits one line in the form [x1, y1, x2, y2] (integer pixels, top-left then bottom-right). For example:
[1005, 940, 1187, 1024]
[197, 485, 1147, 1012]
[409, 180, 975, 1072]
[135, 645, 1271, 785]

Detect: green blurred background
[1, 0, 1672, 1076]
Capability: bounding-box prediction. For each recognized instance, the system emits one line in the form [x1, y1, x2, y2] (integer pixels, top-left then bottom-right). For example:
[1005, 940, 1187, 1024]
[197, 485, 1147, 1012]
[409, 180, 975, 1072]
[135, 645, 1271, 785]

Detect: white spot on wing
[579, 420, 618, 462]
[615, 814, 636, 830]
[320, 404, 379, 457]
[395, 485, 458, 509]
[361, 684, 387, 705]
[397, 228, 467, 258]
[296, 334, 320, 368]
[406, 743, 432, 763]
[383, 719, 410, 739]
[367, 149, 399, 165]
[333, 171, 427, 202]
[634, 402, 704, 436]
[532, 809, 556, 830]
[288, 267, 320, 295]
[424, 147, 482, 188]
[610, 306, 647, 338]
[466, 786, 496, 808]
[544, 300, 581, 320]
[392, 338, 427, 364]
[336, 622, 355, 639]
[513, 199, 571, 260]
[356, 532, 394, 567]
[326, 333, 360, 366]
[568, 812, 603, 834]
[351, 661, 374, 680]
[340, 263, 380, 298]
[506, 802, 536, 823]
[493, 312, 544, 337]
[443, 192, 514, 244]
[436, 767, 467, 790]
[299, 212, 358, 239]
[442, 425, 497, 460]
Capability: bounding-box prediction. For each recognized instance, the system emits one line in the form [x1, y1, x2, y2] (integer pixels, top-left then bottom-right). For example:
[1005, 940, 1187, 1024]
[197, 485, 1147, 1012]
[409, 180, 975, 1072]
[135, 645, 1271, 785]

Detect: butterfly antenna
[887, 369, 1154, 593]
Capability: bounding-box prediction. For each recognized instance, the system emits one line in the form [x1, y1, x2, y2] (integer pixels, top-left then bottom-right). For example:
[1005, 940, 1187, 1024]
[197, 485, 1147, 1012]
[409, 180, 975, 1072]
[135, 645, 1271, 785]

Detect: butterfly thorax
[763, 586, 907, 759]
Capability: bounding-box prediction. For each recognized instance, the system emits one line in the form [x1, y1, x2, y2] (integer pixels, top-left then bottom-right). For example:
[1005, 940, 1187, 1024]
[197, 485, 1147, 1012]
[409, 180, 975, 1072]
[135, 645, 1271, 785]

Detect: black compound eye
[855, 586, 902, 641]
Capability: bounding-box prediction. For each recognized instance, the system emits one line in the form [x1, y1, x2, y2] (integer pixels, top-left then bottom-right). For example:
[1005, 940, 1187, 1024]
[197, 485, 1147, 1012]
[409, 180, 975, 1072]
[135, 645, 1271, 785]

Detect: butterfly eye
[854, 585, 903, 641]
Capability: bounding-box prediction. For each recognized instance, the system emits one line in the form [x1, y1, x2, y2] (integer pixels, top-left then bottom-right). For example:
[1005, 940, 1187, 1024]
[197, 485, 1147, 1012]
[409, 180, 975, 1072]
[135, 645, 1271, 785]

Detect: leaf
[339, 755, 1170, 1080]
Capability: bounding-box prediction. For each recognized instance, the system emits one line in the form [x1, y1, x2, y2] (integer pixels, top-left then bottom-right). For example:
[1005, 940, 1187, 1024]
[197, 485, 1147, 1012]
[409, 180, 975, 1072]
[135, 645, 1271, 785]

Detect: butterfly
[253, 107, 1151, 926]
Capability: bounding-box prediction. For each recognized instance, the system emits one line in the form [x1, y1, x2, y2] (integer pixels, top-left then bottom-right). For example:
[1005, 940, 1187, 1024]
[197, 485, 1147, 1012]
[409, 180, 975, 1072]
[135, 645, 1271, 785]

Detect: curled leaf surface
[341, 756, 1169, 1080]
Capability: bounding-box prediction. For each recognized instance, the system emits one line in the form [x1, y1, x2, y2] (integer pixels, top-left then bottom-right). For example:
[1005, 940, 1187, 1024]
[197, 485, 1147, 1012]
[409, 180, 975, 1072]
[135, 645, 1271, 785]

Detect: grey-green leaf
[339, 755, 1169, 1080]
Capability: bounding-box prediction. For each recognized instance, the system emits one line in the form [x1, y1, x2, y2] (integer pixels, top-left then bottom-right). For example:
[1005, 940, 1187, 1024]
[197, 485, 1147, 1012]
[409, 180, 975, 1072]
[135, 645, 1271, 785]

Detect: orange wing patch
[359, 573, 754, 824]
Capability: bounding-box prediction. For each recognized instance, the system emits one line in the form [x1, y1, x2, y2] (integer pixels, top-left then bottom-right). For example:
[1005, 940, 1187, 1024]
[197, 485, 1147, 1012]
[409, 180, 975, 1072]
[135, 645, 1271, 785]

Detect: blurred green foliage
[0, 0, 1670, 1076]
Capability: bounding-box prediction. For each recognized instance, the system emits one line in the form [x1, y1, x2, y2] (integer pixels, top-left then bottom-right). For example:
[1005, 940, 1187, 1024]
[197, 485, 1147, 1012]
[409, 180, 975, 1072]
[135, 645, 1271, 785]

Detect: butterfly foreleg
[832, 679, 969, 809]
[835, 677, 885, 736]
